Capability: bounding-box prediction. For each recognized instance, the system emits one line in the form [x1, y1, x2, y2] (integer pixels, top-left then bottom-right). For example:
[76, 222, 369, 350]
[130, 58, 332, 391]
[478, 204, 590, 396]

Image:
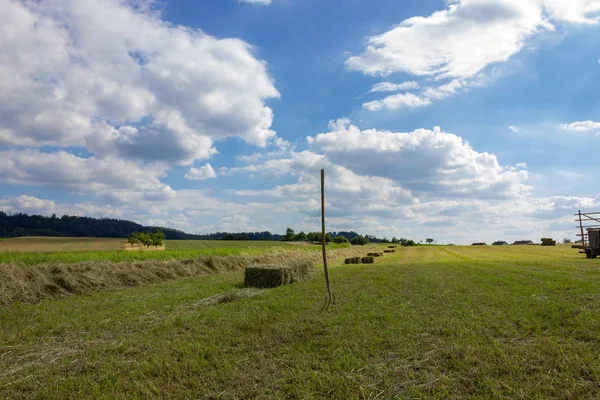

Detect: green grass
[2, 245, 599, 398]
[0, 240, 345, 265]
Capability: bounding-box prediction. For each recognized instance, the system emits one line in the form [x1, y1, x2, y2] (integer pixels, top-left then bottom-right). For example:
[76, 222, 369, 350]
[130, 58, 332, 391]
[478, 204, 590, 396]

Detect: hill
[0, 212, 282, 241]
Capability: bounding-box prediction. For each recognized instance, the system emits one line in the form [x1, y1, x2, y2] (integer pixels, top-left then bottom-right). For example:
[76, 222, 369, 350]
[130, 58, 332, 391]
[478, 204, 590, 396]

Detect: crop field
[0, 236, 127, 253]
[0, 238, 331, 265]
[2, 245, 599, 398]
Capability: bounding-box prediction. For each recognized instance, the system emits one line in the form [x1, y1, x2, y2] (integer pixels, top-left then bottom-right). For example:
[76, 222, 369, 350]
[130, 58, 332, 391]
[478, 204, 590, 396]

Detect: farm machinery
[575, 210, 600, 258]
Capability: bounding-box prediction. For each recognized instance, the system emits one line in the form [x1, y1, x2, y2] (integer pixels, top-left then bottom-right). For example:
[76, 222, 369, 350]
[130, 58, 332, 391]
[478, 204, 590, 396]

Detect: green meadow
[2, 245, 600, 398]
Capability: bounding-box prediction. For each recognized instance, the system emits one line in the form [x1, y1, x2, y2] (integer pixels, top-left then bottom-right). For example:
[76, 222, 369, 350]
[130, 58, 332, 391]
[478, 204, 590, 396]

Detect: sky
[1, 0, 600, 244]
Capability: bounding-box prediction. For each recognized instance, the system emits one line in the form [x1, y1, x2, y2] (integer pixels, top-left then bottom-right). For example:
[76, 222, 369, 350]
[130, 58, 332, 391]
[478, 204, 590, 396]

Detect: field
[2, 245, 600, 398]
[0, 238, 327, 265]
[0, 236, 127, 253]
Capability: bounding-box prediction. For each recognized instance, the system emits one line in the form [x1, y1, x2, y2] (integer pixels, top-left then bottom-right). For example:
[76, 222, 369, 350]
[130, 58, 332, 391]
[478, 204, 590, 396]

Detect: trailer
[574, 211, 600, 258]
[585, 229, 600, 259]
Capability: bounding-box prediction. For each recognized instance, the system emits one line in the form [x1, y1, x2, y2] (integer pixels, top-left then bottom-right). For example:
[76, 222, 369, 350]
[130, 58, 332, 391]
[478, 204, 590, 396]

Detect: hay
[368, 252, 383, 257]
[0, 245, 377, 306]
[244, 261, 315, 288]
[361, 257, 375, 264]
[384, 250, 393, 253]
[388, 245, 397, 248]
[195, 288, 264, 306]
[344, 257, 362, 264]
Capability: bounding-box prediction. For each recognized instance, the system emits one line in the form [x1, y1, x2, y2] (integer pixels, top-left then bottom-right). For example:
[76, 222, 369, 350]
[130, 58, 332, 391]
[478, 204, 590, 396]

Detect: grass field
[0, 239, 334, 265]
[2, 245, 599, 398]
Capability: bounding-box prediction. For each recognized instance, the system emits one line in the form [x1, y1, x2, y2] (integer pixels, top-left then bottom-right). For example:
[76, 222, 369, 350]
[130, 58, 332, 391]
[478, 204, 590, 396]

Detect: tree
[222, 234, 236, 240]
[151, 230, 166, 248]
[283, 228, 295, 242]
[563, 238, 572, 244]
[350, 235, 369, 246]
[391, 237, 400, 244]
[294, 231, 307, 242]
[306, 232, 319, 242]
[333, 235, 349, 244]
[127, 232, 139, 247]
[381, 237, 390, 243]
[426, 238, 434, 244]
[137, 232, 152, 248]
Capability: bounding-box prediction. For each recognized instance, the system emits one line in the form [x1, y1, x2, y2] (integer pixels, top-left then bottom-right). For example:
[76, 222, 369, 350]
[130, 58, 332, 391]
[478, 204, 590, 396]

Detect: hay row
[367, 252, 383, 257]
[384, 249, 396, 253]
[0, 246, 377, 306]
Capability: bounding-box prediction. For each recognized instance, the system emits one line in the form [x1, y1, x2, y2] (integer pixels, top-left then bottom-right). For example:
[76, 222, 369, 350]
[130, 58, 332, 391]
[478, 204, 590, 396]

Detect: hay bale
[361, 257, 374, 264]
[345, 258, 352, 264]
[384, 250, 393, 253]
[353, 257, 361, 264]
[244, 261, 315, 288]
[372, 253, 382, 257]
[388, 245, 397, 248]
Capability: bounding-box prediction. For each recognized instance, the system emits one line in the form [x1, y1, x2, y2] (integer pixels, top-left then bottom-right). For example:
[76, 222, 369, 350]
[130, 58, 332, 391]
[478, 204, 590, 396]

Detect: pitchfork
[320, 169, 335, 310]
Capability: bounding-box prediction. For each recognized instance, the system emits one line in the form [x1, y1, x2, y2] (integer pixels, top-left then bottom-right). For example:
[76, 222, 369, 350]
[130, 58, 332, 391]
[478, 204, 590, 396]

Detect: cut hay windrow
[0, 245, 377, 305]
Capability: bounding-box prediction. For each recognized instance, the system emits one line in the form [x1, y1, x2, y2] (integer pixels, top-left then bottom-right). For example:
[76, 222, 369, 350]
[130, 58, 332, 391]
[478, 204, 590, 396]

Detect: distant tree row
[128, 230, 166, 248]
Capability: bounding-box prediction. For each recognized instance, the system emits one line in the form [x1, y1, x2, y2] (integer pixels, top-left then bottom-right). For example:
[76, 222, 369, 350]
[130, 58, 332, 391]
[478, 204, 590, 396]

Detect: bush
[350, 236, 369, 246]
[333, 236, 349, 244]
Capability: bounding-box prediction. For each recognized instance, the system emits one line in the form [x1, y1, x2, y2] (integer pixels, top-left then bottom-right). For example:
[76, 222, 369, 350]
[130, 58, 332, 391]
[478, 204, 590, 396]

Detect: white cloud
[560, 120, 600, 132]
[0, 150, 173, 203]
[307, 119, 530, 199]
[0, 0, 279, 163]
[349, 0, 600, 108]
[185, 163, 218, 181]
[369, 81, 421, 93]
[363, 93, 431, 111]
[509, 125, 520, 133]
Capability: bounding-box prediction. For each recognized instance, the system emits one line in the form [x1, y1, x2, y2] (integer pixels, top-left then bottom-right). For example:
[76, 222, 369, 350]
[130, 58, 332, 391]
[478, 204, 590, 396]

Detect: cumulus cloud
[0, 0, 279, 162]
[363, 93, 431, 111]
[0, 150, 173, 203]
[560, 120, 600, 132]
[369, 81, 421, 93]
[185, 163, 218, 181]
[307, 119, 530, 199]
[348, 0, 600, 110]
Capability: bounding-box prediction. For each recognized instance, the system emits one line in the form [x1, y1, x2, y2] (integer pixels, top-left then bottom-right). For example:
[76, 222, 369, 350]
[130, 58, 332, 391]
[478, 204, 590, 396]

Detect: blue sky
[2, 0, 600, 244]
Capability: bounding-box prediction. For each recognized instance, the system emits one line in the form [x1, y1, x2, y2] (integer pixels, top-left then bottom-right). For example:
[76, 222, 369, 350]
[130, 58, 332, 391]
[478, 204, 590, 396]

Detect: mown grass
[2, 245, 599, 398]
[0, 240, 345, 265]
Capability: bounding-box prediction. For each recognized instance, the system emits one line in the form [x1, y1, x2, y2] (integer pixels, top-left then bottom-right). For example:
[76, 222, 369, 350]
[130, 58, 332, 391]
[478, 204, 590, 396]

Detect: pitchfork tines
[321, 289, 336, 311]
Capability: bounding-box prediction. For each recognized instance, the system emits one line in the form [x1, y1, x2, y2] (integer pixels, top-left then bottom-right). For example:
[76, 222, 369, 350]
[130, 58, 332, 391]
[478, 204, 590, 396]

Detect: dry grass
[0, 237, 126, 253]
[194, 288, 264, 306]
[123, 244, 166, 252]
[0, 245, 376, 306]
